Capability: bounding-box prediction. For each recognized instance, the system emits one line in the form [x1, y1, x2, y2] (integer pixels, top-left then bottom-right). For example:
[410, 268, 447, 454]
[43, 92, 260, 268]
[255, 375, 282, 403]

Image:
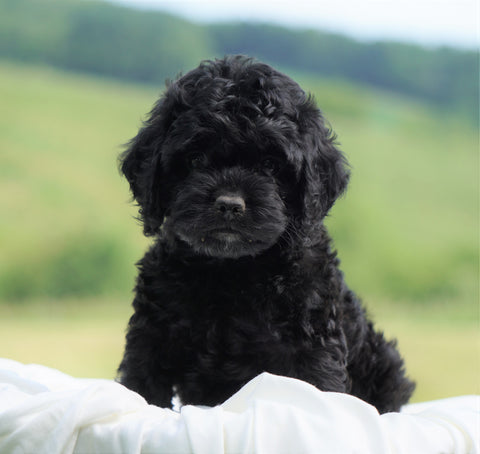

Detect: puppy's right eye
[187, 153, 208, 170]
[260, 157, 282, 176]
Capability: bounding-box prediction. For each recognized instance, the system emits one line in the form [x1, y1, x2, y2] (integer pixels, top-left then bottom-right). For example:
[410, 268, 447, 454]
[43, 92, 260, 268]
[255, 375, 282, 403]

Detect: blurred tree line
[0, 0, 478, 122]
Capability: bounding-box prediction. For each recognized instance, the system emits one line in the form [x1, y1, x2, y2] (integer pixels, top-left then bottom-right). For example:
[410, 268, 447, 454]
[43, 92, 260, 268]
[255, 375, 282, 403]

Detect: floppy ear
[119, 97, 172, 236]
[301, 105, 350, 230]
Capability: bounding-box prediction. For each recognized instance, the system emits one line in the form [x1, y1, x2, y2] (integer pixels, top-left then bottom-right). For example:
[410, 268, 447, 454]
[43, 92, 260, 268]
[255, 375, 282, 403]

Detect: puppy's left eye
[187, 153, 208, 170]
[260, 157, 281, 176]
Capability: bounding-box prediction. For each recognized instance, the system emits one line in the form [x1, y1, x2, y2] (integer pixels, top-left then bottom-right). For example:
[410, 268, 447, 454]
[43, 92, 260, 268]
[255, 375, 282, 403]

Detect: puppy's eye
[260, 157, 281, 175]
[187, 153, 208, 170]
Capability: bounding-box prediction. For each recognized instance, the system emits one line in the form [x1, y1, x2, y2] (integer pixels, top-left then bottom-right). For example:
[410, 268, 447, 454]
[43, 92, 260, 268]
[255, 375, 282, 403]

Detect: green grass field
[0, 60, 478, 403]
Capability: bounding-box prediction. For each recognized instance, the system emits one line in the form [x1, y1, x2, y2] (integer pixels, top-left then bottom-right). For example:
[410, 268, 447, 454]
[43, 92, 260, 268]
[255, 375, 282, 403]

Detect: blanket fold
[0, 358, 478, 454]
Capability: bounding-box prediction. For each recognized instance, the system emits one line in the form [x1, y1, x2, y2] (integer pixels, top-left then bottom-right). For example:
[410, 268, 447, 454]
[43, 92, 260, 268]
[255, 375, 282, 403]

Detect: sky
[111, 0, 479, 49]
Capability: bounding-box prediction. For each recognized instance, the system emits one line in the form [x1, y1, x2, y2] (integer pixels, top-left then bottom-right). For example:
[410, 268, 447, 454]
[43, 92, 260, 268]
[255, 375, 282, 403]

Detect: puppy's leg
[117, 313, 175, 408]
[118, 355, 174, 408]
[347, 322, 415, 413]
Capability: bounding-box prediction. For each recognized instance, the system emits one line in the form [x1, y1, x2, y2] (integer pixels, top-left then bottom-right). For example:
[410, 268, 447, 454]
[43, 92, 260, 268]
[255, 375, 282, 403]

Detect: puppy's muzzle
[215, 195, 246, 218]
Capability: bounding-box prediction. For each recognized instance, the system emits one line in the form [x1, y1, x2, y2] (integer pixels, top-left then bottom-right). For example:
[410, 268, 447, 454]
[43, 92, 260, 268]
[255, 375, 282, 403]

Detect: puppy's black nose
[215, 195, 246, 215]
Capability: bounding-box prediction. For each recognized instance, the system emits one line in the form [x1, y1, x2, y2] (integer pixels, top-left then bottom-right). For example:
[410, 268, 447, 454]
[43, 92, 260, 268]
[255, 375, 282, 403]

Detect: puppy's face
[161, 134, 295, 258]
[121, 56, 349, 258]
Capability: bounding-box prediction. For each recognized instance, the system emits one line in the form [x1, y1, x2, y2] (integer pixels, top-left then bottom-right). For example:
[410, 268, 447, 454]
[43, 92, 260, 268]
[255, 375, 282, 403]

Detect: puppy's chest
[172, 270, 320, 351]
[179, 267, 289, 311]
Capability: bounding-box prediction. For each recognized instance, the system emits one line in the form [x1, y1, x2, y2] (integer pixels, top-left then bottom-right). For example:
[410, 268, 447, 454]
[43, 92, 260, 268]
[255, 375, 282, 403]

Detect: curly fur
[117, 55, 415, 413]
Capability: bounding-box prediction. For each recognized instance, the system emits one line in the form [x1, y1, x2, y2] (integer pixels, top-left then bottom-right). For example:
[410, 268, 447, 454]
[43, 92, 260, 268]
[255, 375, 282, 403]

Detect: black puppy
[117, 55, 414, 413]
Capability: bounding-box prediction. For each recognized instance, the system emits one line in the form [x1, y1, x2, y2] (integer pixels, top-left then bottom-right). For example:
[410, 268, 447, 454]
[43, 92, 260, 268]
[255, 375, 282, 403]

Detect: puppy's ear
[120, 98, 172, 236]
[301, 103, 350, 223]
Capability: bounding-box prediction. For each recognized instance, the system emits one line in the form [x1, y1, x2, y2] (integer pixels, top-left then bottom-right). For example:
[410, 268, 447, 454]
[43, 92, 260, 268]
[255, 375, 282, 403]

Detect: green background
[0, 0, 478, 404]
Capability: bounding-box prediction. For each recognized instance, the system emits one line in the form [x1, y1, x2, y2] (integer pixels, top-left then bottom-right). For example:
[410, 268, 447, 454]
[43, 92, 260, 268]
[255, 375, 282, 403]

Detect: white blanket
[0, 358, 478, 454]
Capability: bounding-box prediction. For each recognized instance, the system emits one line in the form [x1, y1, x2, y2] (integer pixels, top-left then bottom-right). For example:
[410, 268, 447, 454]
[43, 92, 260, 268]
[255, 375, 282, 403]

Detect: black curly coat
[117, 55, 415, 413]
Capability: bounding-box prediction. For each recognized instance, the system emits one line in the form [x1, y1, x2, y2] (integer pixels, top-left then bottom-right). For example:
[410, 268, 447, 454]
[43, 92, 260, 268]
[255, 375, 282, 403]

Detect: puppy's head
[120, 55, 349, 258]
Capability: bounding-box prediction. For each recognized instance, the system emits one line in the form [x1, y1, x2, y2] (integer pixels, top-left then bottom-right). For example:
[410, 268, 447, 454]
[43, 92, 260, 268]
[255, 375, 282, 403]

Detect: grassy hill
[1, 60, 477, 308]
[0, 61, 478, 400]
[0, 61, 153, 299]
